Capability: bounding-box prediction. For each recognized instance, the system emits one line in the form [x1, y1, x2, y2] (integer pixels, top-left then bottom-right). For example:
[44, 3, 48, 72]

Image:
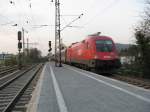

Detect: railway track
[0, 64, 43, 112]
[0, 66, 18, 78]
[0, 65, 35, 89]
[11, 64, 43, 112]
[0, 66, 9, 71]
[0, 66, 17, 71]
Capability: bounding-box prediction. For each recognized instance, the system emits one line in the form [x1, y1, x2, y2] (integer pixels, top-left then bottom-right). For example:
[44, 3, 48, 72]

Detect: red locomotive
[61, 33, 121, 73]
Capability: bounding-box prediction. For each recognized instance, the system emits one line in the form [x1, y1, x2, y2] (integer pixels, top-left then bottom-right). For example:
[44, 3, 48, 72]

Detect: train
[54, 32, 121, 73]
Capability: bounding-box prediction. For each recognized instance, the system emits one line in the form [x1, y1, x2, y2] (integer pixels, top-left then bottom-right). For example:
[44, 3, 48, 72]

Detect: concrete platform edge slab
[26, 64, 46, 112]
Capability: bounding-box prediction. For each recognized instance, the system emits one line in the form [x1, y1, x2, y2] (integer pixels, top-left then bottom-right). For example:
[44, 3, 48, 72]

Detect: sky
[0, 0, 145, 55]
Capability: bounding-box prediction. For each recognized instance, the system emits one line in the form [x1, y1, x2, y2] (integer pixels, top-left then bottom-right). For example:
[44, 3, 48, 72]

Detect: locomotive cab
[88, 36, 121, 72]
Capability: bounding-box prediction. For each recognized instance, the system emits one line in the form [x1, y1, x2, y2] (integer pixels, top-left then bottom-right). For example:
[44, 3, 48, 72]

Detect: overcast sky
[0, 0, 145, 55]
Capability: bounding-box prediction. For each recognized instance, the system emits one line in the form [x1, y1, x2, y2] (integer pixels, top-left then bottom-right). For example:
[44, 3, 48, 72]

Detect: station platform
[27, 62, 150, 112]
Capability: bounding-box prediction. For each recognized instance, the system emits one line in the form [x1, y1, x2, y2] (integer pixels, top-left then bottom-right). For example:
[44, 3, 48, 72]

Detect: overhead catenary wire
[61, 13, 84, 31]
[0, 0, 49, 54]
[14, 0, 23, 27]
[60, 15, 83, 17]
[28, 0, 38, 29]
[0, 15, 15, 26]
[0, 21, 14, 26]
[0, 1, 20, 36]
[0, 1, 17, 26]
[61, 16, 67, 25]
[83, 0, 121, 26]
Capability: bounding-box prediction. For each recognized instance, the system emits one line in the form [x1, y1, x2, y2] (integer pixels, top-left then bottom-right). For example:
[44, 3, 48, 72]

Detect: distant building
[120, 56, 135, 64]
[0, 53, 13, 60]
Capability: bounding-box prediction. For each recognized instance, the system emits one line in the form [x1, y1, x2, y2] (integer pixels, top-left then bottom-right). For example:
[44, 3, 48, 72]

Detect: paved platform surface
[28, 62, 150, 112]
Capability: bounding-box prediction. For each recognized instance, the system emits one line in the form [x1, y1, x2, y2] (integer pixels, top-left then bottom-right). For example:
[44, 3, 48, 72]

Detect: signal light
[18, 42, 22, 49]
[48, 41, 52, 52]
[18, 31, 22, 40]
[49, 41, 51, 47]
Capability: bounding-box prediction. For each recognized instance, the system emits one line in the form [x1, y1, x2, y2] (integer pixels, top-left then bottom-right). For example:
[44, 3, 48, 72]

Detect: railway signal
[48, 41, 52, 52]
[18, 42, 22, 49]
[18, 31, 22, 40]
[17, 31, 22, 70]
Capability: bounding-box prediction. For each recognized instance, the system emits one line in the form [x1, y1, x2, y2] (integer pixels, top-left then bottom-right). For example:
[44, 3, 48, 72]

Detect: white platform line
[66, 66, 150, 103]
[64, 64, 150, 92]
[49, 64, 68, 112]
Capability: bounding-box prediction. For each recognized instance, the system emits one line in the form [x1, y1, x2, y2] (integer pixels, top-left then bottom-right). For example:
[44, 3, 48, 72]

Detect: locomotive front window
[96, 40, 113, 52]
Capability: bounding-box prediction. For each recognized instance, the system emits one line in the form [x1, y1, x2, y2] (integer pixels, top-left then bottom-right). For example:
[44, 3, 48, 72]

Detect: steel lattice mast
[54, 0, 62, 67]
[52, 0, 83, 67]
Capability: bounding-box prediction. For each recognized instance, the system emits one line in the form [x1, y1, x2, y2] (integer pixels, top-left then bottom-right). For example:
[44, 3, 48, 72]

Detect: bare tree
[134, 0, 150, 78]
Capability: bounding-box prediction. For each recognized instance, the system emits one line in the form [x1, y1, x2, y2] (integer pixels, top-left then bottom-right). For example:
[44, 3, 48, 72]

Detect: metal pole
[58, 0, 62, 67]
[52, 0, 62, 67]
[27, 38, 29, 56]
[55, 0, 62, 67]
[22, 28, 25, 52]
[55, 0, 57, 66]
[18, 49, 21, 69]
[58, 29, 62, 67]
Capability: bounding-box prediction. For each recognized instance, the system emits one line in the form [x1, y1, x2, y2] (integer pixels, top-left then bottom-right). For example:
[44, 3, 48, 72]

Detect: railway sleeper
[13, 105, 27, 111]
